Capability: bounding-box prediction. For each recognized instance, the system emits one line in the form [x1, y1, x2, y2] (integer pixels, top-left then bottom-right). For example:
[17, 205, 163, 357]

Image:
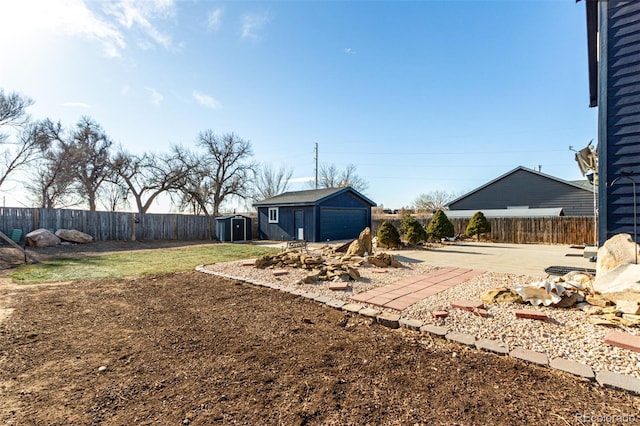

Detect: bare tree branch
[252, 163, 293, 201]
[112, 145, 198, 214]
[0, 90, 50, 191]
[183, 131, 256, 216]
[313, 163, 368, 193]
[0, 89, 33, 130]
[66, 117, 113, 211]
[413, 190, 460, 213]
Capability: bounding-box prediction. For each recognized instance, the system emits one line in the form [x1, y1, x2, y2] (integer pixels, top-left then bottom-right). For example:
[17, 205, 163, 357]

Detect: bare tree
[177, 166, 215, 215]
[66, 117, 113, 211]
[111, 146, 197, 214]
[314, 163, 368, 193]
[184, 130, 256, 217]
[25, 119, 76, 208]
[252, 163, 293, 201]
[99, 179, 130, 212]
[413, 190, 460, 213]
[0, 89, 32, 130]
[0, 90, 51, 190]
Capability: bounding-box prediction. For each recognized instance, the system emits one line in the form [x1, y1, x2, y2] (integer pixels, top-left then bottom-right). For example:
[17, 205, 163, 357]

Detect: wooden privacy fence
[1, 207, 596, 245]
[0, 207, 216, 241]
[372, 216, 596, 245]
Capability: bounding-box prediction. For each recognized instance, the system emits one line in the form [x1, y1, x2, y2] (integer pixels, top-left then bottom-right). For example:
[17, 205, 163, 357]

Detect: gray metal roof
[444, 207, 564, 219]
[253, 186, 376, 207]
[215, 214, 252, 220]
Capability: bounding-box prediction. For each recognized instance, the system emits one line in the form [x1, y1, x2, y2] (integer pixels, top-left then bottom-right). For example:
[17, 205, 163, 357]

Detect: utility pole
[314, 142, 318, 189]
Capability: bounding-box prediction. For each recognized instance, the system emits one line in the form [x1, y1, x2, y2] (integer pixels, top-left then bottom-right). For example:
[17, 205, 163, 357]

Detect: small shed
[215, 215, 252, 242]
[253, 187, 376, 242]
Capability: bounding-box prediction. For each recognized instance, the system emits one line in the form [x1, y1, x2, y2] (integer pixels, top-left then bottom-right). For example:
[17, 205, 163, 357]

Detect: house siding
[257, 206, 315, 241]
[448, 169, 594, 216]
[599, 0, 640, 243]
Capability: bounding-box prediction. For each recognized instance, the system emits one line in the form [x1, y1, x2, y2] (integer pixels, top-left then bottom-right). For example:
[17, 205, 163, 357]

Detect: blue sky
[0, 0, 596, 212]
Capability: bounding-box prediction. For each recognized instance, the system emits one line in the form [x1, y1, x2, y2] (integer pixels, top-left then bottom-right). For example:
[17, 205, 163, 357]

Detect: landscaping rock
[302, 270, 321, 283]
[25, 228, 61, 247]
[55, 229, 93, 244]
[345, 227, 373, 257]
[586, 295, 615, 307]
[616, 300, 640, 315]
[596, 233, 640, 275]
[481, 287, 523, 304]
[367, 253, 402, 268]
[594, 263, 640, 294]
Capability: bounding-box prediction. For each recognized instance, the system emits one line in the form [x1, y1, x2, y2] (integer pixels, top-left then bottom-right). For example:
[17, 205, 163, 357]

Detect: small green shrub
[466, 211, 491, 241]
[400, 214, 427, 245]
[399, 214, 413, 236]
[426, 210, 455, 241]
[377, 220, 401, 248]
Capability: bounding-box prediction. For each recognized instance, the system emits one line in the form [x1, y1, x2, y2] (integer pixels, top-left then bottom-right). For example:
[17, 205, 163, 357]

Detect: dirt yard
[0, 243, 639, 425]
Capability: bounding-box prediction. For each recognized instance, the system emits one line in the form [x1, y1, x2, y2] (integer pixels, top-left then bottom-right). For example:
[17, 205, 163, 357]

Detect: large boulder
[345, 227, 373, 257]
[594, 233, 640, 293]
[593, 263, 640, 294]
[596, 233, 639, 275]
[55, 229, 93, 244]
[25, 228, 61, 247]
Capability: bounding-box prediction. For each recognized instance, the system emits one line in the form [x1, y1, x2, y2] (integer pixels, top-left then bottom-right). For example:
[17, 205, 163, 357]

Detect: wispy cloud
[0, 0, 178, 58]
[105, 0, 176, 51]
[207, 7, 222, 30]
[146, 87, 163, 106]
[193, 90, 221, 109]
[343, 47, 356, 54]
[61, 101, 92, 108]
[241, 11, 269, 40]
[121, 85, 130, 95]
[137, 40, 154, 50]
[4, 0, 127, 58]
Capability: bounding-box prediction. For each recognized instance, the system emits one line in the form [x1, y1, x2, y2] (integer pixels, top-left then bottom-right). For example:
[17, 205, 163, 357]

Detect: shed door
[232, 218, 245, 241]
[320, 209, 366, 241]
[294, 210, 304, 240]
[217, 222, 226, 242]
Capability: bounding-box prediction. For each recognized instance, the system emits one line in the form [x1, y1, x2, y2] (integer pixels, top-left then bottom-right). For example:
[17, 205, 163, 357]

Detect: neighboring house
[215, 215, 252, 242]
[580, 0, 640, 244]
[253, 187, 376, 242]
[446, 166, 595, 216]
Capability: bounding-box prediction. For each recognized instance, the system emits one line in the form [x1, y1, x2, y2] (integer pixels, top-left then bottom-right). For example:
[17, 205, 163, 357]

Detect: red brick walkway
[351, 267, 485, 311]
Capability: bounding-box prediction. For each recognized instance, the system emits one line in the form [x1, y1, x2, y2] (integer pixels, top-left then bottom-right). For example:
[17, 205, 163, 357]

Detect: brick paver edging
[195, 265, 640, 395]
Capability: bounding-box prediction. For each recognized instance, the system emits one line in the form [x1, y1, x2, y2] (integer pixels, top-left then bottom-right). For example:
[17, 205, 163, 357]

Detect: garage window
[268, 207, 279, 223]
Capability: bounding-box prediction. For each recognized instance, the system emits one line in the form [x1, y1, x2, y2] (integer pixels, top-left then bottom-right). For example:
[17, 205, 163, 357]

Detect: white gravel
[201, 253, 640, 380]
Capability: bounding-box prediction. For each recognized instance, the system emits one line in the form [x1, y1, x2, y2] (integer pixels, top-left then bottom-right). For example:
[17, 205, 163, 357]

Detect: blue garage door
[320, 208, 367, 241]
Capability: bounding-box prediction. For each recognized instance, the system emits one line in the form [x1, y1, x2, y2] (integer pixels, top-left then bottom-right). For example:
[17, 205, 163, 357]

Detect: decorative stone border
[196, 265, 640, 395]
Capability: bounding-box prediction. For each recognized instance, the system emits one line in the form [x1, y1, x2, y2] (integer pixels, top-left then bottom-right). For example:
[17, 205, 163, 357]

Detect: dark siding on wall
[602, 1, 640, 242]
[257, 206, 315, 241]
[448, 170, 594, 216]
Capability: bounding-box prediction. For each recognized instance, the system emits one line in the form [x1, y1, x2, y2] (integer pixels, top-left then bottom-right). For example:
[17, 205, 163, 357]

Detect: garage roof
[253, 186, 376, 207]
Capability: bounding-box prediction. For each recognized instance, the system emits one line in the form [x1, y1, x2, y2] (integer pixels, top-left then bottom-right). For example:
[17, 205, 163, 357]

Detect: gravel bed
[201, 256, 640, 380]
